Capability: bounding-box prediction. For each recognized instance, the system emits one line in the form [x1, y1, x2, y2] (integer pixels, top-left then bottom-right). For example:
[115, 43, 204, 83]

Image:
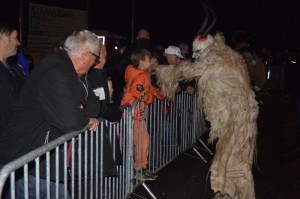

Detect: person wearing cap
[163, 46, 196, 148]
[164, 45, 184, 65]
[164, 45, 195, 95]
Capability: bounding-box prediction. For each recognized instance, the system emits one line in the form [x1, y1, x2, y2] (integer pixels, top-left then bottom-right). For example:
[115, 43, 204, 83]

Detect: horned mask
[192, 4, 217, 59]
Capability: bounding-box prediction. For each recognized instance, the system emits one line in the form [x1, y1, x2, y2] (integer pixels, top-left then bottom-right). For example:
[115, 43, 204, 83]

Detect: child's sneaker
[134, 168, 157, 181]
[143, 169, 158, 179]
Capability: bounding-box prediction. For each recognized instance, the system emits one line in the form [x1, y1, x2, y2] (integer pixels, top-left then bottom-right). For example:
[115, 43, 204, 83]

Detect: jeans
[0, 164, 70, 199]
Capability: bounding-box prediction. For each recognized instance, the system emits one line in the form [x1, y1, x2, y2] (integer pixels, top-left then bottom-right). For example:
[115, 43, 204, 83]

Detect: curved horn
[197, 4, 209, 35]
[203, 5, 217, 36]
[245, 32, 258, 42]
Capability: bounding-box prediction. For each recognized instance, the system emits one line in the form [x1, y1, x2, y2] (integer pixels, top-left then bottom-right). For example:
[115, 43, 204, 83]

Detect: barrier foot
[129, 181, 157, 199]
[197, 138, 213, 155]
[142, 182, 157, 199]
[192, 148, 207, 163]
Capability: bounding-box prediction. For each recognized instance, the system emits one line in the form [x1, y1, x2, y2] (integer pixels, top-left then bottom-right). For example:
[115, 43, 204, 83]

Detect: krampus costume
[155, 5, 258, 199]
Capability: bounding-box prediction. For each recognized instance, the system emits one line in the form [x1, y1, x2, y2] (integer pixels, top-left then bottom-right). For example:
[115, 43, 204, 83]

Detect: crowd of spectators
[1, 19, 300, 197]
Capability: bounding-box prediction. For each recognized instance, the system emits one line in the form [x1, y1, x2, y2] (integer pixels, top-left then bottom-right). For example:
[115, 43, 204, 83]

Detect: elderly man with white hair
[0, 30, 101, 198]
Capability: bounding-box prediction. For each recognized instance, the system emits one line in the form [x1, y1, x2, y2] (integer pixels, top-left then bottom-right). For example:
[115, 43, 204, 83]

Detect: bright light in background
[291, 60, 296, 64]
[267, 69, 270, 79]
[115, 46, 118, 50]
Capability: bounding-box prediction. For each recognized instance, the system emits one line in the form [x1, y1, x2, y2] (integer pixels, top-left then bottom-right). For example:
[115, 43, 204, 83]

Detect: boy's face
[139, 55, 152, 71]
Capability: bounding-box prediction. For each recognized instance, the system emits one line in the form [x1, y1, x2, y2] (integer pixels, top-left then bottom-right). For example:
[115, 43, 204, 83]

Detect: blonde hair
[130, 49, 152, 68]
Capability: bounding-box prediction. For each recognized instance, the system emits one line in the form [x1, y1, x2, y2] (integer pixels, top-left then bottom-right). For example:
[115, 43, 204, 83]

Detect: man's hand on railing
[89, 118, 99, 131]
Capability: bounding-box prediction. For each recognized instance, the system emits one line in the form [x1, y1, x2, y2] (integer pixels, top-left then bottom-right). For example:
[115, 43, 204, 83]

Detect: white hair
[64, 30, 100, 57]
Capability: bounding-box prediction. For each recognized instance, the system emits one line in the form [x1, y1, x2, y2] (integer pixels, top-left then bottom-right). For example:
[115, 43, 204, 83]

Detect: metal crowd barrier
[0, 91, 212, 199]
[130, 91, 212, 198]
[0, 105, 134, 199]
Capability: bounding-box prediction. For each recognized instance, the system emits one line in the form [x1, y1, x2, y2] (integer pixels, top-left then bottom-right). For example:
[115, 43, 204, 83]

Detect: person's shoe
[143, 169, 158, 179]
[133, 169, 144, 181]
[134, 168, 156, 181]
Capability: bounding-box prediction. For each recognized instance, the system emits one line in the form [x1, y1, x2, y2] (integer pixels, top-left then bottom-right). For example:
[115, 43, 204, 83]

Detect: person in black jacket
[64, 41, 124, 199]
[88, 42, 123, 172]
[0, 30, 101, 198]
[89, 42, 122, 122]
[0, 21, 26, 134]
[123, 29, 156, 65]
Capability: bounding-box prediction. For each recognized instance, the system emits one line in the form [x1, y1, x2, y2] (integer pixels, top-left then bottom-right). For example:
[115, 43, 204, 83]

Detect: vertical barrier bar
[90, 131, 94, 199]
[71, 138, 75, 199]
[46, 152, 50, 199]
[64, 142, 68, 199]
[95, 129, 99, 199]
[35, 158, 40, 199]
[10, 172, 15, 199]
[24, 164, 28, 199]
[84, 131, 88, 199]
[99, 123, 103, 198]
[78, 134, 82, 199]
[55, 147, 59, 199]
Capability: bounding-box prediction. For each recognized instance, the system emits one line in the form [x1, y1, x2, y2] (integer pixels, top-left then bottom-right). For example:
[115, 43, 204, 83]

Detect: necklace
[78, 74, 88, 99]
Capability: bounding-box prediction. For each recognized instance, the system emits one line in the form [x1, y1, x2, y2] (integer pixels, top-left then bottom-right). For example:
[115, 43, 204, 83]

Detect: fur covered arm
[155, 65, 179, 101]
[174, 60, 206, 82]
[155, 61, 207, 101]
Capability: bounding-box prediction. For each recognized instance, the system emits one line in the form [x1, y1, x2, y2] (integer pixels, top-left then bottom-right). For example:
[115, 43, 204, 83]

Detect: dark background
[1, 0, 299, 50]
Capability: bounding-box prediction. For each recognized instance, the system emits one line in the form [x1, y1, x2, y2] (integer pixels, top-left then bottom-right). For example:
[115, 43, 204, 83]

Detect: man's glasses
[89, 51, 100, 65]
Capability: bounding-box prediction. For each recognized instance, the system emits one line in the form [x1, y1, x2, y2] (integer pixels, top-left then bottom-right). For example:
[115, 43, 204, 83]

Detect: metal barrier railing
[0, 91, 211, 199]
[0, 105, 134, 199]
[130, 91, 212, 198]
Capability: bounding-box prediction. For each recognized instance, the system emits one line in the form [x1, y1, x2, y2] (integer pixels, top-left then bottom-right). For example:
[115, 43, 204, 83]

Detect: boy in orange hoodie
[121, 49, 164, 181]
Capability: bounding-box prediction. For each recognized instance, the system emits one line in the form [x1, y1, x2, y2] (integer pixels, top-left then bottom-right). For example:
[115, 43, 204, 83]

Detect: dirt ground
[129, 90, 300, 199]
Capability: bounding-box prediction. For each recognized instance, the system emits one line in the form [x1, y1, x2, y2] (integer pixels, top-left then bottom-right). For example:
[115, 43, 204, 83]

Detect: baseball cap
[164, 46, 184, 59]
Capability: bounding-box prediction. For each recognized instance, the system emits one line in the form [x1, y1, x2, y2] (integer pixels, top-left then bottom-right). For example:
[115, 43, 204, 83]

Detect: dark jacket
[109, 53, 128, 106]
[88, 68, 122, 122]
[0, 58, 26, 132]
[88, 67, 123, 176]
[0, 51, 100, 179]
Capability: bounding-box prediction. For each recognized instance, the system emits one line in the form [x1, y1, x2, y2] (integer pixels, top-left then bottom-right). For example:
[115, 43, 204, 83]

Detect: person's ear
[0, 34, 10, 44]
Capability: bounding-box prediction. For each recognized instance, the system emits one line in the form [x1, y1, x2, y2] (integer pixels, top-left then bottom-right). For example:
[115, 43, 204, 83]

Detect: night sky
[1, 0, 299, 50]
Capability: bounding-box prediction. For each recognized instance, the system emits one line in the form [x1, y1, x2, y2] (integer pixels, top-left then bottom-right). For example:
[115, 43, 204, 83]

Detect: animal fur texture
[155, 33, 258, 198]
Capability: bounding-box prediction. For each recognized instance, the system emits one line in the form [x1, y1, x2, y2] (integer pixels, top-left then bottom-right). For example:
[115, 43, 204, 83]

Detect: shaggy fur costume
[155, 33, 258, 199]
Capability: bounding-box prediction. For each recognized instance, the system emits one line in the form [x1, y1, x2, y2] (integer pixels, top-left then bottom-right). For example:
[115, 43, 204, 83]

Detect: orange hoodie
[121, 65, 164, 106]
